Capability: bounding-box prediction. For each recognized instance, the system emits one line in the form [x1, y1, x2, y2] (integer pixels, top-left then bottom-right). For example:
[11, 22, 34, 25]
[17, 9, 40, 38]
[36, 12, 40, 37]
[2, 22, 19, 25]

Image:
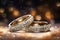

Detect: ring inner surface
[30, 21, 48, 26]
[11, 16, 29, 27]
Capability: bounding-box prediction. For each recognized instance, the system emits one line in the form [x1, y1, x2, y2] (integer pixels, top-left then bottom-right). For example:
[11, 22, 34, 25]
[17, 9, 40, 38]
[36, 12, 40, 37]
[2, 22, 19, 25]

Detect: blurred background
[0, 0, 60, 27]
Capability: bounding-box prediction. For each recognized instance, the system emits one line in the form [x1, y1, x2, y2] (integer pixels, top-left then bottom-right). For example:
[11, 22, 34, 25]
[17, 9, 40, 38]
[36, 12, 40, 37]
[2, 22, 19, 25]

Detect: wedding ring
[27, 21, 51, 32]
[8, 15, 34, 32]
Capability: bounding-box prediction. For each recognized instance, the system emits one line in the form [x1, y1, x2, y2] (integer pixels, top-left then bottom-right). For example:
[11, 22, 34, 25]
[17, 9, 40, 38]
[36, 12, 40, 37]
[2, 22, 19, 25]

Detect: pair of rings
[8, 15, 51, 32]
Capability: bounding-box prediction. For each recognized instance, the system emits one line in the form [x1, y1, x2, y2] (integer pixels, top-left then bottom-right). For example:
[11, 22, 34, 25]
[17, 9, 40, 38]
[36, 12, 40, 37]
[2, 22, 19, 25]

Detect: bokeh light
[45, 11, 54, 20]
[12, 9, 20, 17]
[30, 8, 36, 17]
[8, 7, 15, 12]
[35, 15, 41, 21]
[56, 2, 60, 7]
[0, 8, 4, 14]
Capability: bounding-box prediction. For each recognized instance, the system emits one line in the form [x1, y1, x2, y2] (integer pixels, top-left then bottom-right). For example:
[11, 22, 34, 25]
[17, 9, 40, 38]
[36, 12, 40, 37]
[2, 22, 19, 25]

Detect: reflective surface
[25, 21, 51, 32]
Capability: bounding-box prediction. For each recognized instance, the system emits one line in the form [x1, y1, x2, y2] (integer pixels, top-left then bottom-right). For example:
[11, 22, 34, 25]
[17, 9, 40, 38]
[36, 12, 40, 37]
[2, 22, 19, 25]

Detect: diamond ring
[26, 21, 51, 32]
[8, 15, 34, 32]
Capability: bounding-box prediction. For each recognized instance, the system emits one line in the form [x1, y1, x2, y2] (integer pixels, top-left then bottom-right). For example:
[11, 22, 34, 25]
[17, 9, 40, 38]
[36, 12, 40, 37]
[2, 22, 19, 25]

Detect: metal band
[26, 21, 51, 32]
[8, 15, 34, 32]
